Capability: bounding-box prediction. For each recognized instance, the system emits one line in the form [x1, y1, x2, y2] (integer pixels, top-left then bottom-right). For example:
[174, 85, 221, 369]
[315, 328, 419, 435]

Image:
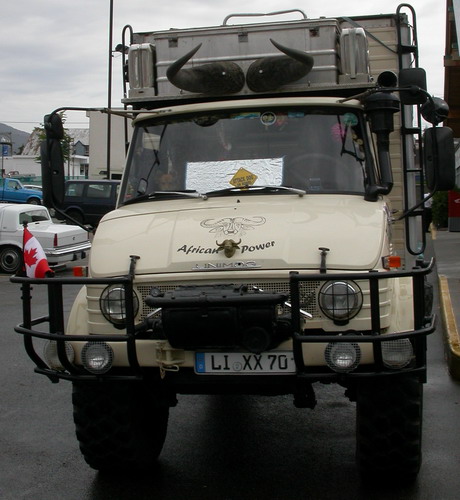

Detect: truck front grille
[136, 281, 321, 320]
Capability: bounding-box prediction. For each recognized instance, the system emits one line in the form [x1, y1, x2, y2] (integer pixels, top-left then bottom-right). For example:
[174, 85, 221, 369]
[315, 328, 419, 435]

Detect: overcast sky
[0, 0, 446, 134]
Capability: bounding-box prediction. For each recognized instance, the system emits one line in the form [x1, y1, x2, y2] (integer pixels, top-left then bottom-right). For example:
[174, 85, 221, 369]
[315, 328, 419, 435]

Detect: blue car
[0, 178, 43, 204]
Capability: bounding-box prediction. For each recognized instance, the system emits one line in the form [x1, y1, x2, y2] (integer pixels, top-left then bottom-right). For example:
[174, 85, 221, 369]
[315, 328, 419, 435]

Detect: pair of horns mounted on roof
[166, 39, 314, 94]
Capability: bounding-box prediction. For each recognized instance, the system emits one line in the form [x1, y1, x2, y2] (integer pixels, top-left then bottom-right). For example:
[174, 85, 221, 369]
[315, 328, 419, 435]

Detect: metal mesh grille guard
[11, 260, 435, 381]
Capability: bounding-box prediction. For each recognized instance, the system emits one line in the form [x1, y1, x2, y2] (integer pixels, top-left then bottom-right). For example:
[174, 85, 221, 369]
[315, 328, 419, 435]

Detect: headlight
[100, 285, 139, 325]
[43, 340, 75, 370]
[81, 342, 114, 374]
[325, 342, 361, 373]
[319, 281, 363, 322]
[382, 338, 413, 369]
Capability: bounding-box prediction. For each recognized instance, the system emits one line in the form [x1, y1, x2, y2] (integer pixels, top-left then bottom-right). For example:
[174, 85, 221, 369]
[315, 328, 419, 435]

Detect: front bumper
[10, 260, 435, 386]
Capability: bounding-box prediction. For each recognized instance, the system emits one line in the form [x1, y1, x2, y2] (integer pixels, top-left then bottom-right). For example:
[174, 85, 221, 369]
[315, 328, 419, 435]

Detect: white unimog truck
[13, 5, 456, 481]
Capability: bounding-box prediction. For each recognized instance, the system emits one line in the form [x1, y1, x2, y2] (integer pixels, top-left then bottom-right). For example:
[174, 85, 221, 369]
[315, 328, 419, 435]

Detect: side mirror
[44, 113, 64, 139]
[398, 68, 427, 105]
[423, 126, 456, 191]
[40, 113, 65, 208]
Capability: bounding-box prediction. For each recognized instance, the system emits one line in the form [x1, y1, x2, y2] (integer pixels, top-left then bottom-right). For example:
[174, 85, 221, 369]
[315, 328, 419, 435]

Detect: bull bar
[10, 259, 435, 383]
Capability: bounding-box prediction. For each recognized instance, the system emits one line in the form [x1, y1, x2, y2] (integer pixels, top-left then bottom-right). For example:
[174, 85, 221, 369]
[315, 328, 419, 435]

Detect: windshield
[120, 107, 368, 203]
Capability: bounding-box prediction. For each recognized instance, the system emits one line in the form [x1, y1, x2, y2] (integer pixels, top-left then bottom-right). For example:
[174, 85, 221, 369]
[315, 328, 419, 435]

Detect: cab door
[2, 179, 21, 202]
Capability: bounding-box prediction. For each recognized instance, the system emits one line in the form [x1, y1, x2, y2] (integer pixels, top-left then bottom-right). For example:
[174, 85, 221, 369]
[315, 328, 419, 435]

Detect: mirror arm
[396, 193, 432, 221]
[397, 124, 443, 221]
[53, 205, 93, 234]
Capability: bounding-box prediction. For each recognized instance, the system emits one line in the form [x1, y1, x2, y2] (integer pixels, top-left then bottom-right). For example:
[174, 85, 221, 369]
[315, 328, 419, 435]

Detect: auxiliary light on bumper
[81, 342, 114, 374]
[324, 341, 361, 373]
[381, 338, 414, 369]
[43, 340, 75, 371]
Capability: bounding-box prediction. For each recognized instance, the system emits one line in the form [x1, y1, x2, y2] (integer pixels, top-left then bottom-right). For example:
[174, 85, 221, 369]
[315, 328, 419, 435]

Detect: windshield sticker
[260, 112, 277, 126]
[230, 167, 258, 188]
[260, 112, 291, 129]
[287, 111, 305, 118]
[331, 123, 346, 142]
[231, 112, 261, 120]
[344, 113, 358, 126]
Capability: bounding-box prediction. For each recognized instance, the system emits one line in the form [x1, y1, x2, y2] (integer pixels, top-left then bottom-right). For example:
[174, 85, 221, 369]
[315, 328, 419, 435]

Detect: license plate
[195, 351, 296, 374]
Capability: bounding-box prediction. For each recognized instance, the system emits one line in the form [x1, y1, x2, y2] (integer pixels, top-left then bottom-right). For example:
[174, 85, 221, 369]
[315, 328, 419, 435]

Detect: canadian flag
[23, 226, 54, 278]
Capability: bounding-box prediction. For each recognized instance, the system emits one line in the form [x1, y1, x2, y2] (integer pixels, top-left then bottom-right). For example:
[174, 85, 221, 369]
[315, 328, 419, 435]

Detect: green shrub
[432, 191, 449, 228]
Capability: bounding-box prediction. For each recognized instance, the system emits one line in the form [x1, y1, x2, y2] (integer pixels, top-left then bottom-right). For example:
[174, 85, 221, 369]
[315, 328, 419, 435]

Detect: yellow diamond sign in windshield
[230, 167, 258, 188]
[185, 158, 282, 192]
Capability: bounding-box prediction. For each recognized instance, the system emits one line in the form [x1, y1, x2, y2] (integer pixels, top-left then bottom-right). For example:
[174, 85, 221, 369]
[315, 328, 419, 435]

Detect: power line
[0, 121, 89, 125]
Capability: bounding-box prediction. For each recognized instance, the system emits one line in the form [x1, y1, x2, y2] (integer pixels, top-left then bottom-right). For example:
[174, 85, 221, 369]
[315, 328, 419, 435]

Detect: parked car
[0, 204, 91, 274]
[0, 178, 43, 204]
[23, 184, 43, 191]
[59, 180, 120, 226]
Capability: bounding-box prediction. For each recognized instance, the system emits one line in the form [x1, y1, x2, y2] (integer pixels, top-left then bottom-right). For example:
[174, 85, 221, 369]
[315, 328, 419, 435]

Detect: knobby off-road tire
[72, 381, 169, 471]
[356, 375, 423, 483]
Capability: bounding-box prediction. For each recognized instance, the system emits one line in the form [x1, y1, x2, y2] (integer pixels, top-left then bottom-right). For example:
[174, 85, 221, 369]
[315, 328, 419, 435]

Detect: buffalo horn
[246, 38, 314, 93]
[166, 44, 245, 94]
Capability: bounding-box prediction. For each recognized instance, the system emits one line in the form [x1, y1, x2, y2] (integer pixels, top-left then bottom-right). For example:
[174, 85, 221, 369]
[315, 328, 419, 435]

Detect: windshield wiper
[205, 185, 306, 197]
[122, 190, 207, 206]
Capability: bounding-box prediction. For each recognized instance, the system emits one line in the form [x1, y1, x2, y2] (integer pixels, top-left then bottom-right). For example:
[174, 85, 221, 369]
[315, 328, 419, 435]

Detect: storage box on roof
[128, 15, 349, 99]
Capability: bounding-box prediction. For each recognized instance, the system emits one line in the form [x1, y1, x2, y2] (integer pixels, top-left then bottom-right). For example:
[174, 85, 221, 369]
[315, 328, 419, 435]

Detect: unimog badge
[216, 238, 241, 258]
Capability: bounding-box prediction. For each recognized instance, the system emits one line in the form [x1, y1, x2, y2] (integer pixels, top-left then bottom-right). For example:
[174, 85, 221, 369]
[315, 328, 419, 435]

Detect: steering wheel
[286, 153, 344, 190]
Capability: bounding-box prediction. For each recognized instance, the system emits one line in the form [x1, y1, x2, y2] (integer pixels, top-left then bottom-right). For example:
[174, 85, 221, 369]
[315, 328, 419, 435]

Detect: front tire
[0, 245, 22, 274]
[356, 375, 423, 483]
[72, 381, 169, 471]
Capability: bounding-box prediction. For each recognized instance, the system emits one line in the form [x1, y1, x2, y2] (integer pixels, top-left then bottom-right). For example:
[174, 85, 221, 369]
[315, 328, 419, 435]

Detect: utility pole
[106, 0, 114, 180]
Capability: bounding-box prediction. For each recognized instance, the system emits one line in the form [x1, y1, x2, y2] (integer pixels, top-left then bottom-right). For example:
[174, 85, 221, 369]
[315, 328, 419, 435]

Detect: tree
[432, 191, 449, 228]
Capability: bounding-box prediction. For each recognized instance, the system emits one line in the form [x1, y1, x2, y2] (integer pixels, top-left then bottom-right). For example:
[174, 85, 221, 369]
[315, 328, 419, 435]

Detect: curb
[438, 274, 460, 380]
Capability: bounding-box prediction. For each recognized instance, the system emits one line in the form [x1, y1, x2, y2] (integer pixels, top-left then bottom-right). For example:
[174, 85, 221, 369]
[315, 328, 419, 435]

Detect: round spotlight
[81, 342, 114, 374]
[319, 281, 363, 322]
[100, 285, 139, 326]
[382, 338, 413, 369]
[43, 340, 75, 370]
[325, 342, 361, 373]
